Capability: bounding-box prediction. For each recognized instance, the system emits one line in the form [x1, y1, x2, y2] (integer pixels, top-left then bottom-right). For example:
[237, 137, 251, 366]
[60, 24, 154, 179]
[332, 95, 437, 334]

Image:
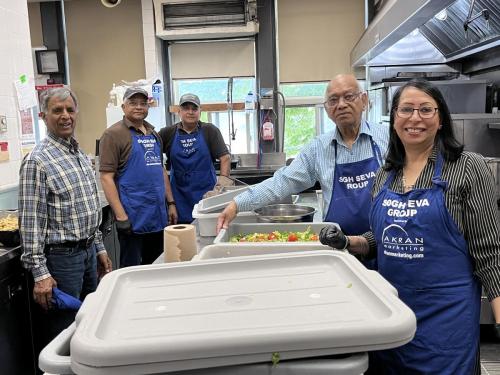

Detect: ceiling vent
[153, 0, 259, 40]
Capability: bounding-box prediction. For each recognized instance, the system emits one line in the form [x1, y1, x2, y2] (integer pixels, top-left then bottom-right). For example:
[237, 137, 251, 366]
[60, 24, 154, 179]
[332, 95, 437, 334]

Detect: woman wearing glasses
[320, 79, 500, 374]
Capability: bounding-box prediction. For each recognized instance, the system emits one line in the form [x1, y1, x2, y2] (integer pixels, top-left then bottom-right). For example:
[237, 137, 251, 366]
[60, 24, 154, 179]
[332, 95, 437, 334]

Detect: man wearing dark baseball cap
[123, 87, 149, 100]
[99, 86, 177, 266]
[159, 93, 232, 223]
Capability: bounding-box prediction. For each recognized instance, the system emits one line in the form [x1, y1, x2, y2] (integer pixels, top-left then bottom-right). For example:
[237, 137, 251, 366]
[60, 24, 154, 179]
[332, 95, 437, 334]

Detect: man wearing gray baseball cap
[159, 93, 232, 223]
[99, 87, 177, 266]
[178, 93, 200, 107]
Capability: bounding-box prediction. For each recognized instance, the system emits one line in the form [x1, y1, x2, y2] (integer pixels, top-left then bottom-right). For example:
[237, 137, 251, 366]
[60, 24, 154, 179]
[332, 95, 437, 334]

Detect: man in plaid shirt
[19, 88, 112, 352]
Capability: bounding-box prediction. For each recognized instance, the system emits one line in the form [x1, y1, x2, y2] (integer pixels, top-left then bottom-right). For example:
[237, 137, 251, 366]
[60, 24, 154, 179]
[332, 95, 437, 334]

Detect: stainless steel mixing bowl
[254, 204, 316, 223]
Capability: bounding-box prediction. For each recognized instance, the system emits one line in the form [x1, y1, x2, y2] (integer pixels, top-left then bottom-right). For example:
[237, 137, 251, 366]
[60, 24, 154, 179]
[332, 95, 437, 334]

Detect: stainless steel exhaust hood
[420, 0, 500, 61]
[351, 0, 500, 67]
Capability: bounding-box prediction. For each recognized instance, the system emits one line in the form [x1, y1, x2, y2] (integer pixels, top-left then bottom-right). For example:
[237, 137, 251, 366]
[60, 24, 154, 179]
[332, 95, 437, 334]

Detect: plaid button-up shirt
[19, 133, 106, 281]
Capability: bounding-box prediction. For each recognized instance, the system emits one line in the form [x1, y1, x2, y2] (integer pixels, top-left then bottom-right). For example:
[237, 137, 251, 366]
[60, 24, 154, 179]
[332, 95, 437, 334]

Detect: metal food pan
[214, 222, 338, 244]
[0, 210, 20, 247]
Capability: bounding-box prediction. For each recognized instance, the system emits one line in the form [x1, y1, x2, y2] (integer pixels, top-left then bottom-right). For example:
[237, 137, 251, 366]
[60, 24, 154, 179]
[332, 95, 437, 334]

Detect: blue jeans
[118, 230, 163, 267]
[35, 244, 97, 351]
[46, 243, 97, 300]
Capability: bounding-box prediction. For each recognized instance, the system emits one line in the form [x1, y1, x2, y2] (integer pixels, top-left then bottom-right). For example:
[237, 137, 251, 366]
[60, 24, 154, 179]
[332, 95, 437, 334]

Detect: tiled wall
[0, 0, 35, 187]
[0, 1, 153, 203]
[0, 184, 18, 210]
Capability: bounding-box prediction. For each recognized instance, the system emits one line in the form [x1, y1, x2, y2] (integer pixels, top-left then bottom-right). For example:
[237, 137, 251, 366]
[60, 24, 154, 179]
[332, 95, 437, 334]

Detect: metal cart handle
[38, 322, 75, 375]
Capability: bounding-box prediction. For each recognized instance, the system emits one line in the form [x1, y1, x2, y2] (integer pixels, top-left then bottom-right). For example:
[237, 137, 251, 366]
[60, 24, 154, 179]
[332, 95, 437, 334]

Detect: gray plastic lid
[70, 251, 415, 372]
[197, 186, 250, 213]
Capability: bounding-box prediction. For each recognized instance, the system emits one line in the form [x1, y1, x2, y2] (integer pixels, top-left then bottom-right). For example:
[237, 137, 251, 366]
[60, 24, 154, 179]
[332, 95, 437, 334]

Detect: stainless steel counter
[0, 245, 22, 269]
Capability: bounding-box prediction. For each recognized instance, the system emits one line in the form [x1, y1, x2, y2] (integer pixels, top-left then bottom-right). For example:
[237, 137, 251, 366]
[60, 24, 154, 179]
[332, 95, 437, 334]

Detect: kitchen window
[280, 82, 334, 158]
[172, 77, 258, 154]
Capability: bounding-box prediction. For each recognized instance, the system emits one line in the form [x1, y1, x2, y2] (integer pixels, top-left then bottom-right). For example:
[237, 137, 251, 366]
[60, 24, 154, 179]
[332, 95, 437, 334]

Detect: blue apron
[368, 153, 481, 374]
[324, 132, 382, 235]
[117, 129, 167, 233]
[170, 125, 217, 223]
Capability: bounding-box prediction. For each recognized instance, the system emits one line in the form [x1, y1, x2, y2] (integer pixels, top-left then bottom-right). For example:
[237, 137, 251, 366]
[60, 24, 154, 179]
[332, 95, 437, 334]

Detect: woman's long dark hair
[384, 79, 463, 171]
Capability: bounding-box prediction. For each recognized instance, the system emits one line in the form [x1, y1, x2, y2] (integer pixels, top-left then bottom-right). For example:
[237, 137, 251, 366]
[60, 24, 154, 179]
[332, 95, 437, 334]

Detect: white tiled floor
[481, 326, 500, 375]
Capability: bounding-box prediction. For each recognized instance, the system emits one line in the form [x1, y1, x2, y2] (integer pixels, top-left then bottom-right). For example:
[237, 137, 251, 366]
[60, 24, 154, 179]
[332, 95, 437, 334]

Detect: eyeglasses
[127, 101, 149, 108]
[396, 106, 438, 119]
[323, 92, 362, 107]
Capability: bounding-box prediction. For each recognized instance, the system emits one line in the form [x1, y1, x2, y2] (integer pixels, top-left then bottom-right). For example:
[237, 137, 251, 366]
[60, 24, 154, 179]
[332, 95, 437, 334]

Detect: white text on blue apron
[381, 224, 425, 259]
[137, 138, 161, 166]
[382, 198, 430, 217]
[338, 171, 376, 189]
[180, 137, 197, 155]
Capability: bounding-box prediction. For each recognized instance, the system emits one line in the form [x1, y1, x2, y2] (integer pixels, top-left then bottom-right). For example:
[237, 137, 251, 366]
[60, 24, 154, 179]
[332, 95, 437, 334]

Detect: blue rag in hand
[51, 287, 82, 311]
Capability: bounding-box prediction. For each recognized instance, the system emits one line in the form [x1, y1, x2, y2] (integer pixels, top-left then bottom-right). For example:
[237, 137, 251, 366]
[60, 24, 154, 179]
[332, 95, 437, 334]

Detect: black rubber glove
[115, 219, 132, 234]
[319, 225, 349, 250]
[495, 323, 500, 340]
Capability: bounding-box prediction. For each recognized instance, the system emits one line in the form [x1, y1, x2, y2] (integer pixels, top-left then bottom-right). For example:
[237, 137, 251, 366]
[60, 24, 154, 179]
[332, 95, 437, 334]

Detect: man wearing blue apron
[324, 130, 383, 270]
[99, 87, 176, 267]
[324, 132, 383, 235]
[217, 74, 389, 237]
[160, 94, 231, 224]
[368, 153, 481, 374]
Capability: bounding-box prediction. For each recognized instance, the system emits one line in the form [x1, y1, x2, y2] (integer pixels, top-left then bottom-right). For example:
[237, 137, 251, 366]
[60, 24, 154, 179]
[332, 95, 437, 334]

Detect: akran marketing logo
[381, 224, 425, 259]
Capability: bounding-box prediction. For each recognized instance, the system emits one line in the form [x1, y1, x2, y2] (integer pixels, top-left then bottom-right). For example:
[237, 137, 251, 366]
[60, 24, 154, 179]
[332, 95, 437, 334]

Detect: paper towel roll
[164, 224, 197, 262]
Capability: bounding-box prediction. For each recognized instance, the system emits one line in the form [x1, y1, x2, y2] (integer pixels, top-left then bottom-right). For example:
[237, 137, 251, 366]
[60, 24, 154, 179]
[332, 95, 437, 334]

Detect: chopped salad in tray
[229, 226, 319, 242]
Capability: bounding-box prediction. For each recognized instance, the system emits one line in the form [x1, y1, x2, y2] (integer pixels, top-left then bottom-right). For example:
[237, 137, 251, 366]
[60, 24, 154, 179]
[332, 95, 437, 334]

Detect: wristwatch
[342, 235, 350, 251]
[167, 201, 176, 206]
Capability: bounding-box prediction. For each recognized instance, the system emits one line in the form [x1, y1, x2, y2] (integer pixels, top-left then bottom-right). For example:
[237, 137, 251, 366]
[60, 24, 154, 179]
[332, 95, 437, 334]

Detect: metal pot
[254, 204, 316, 223]
[0, 210, 20, 248]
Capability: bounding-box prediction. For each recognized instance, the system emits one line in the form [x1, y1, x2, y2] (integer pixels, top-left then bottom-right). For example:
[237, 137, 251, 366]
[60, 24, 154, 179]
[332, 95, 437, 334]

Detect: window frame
[171, 77, 258, 154]
[281, 96, 333, 158]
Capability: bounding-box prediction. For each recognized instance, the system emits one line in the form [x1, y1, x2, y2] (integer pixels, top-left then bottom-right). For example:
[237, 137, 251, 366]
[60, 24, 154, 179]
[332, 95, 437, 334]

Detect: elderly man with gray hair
[217, 74, 389, 250]
[19, 87, 112, 355]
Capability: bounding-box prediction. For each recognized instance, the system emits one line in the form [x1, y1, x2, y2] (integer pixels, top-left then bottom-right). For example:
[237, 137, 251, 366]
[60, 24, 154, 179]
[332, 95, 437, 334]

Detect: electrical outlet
[0, 115, 7, 132]
[259, 88, 273, 98]
[260, 98, 274, 109]
[258, 88, 274, 109]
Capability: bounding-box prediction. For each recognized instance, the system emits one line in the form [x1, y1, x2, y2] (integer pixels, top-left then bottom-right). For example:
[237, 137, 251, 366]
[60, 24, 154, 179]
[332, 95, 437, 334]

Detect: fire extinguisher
[262, 121, 274, 141]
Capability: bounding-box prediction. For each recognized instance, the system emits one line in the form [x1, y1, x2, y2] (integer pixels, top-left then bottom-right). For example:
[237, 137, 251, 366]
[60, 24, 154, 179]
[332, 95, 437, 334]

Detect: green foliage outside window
[172, 80, 332, 158]
[281, 82, 330, 158]
[284, 107, 316, 158]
